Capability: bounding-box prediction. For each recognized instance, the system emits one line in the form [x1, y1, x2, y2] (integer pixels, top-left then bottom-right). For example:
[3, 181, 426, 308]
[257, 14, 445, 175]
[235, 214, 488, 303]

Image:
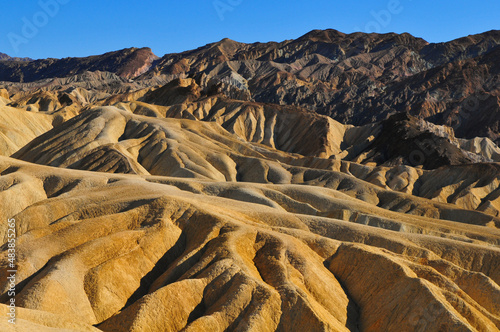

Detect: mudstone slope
[0, 30, 499, 332]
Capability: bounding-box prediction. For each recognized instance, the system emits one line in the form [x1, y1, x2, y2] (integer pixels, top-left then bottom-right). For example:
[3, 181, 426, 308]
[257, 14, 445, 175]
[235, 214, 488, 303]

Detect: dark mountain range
[142, 29, 500, 142]
[1, 29, 500, 143]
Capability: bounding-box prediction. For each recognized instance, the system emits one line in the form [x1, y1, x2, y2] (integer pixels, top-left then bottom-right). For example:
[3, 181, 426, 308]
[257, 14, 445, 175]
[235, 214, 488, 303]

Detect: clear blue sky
[1, 0, 498, 59]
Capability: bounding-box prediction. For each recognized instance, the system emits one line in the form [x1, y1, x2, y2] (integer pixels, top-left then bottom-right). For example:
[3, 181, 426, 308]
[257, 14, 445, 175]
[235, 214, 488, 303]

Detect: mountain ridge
[2, 29, 499, 82]
[0, 47, 158, 82]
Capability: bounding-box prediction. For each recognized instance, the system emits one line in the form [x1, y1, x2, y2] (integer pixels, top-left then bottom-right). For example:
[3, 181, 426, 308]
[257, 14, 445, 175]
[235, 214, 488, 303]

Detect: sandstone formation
[0, 104, 55, 156]
[0, 29, 499, 331]
[1, 155, 499, 331]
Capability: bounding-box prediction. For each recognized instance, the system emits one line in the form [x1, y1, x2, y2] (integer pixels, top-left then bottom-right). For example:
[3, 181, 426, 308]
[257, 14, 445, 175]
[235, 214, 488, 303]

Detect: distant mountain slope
[0, 52, 32, 62]
[0, 47, 158, 82]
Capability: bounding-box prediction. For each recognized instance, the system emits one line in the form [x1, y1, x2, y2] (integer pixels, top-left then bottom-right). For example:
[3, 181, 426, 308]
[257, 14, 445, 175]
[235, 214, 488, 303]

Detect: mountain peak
[300, 29, 346, 42]
[115, 47, 159, 78]
[0, 52, 32, 62]
[215, 37, 244, 49]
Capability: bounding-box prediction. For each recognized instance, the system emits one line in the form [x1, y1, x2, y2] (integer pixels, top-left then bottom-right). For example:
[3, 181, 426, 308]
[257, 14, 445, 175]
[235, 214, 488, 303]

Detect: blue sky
[1, 0, 499, 59]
